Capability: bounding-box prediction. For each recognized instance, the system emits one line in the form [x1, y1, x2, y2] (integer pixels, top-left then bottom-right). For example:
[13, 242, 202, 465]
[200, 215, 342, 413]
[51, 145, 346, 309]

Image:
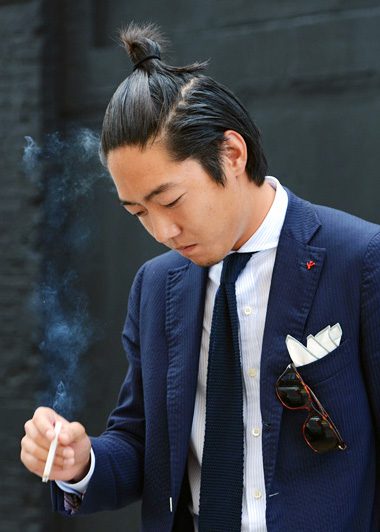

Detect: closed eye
[163, 194, 184, 208]
[121, 205, 146, 218]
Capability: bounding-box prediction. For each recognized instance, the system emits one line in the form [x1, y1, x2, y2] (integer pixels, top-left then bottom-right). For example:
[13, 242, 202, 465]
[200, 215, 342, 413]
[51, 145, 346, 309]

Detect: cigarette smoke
[23, 129, 108, 418]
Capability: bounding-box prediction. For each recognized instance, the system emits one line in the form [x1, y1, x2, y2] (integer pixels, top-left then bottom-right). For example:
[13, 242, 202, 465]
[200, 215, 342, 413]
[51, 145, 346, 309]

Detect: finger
[23, 417, 74, 461]
[32, 407, 66, 440]
[21, 435, 67, 467]
[22, 433, 73, 463]
[20, 446, 44, 476]
[24, 420, 69, 459]
[24, 420, 51, 452]
[21, 448, 74, 479]
[58, 422, 86, 446]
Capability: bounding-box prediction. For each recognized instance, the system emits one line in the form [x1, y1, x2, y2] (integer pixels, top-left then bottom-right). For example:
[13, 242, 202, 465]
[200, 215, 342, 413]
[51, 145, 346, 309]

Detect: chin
[189, 253, 226, 268]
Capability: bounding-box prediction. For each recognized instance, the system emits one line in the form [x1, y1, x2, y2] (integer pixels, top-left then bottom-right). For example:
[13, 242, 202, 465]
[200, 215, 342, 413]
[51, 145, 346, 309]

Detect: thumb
[58, 421, 86, 446]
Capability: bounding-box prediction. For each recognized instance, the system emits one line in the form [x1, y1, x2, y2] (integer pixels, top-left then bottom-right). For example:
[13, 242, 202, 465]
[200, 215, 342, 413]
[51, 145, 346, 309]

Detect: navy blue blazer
[53, 189, 380, 531]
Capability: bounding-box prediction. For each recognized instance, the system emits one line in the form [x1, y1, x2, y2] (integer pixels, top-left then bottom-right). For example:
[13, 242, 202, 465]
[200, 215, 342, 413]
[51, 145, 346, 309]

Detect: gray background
[1, 0, 380, 531]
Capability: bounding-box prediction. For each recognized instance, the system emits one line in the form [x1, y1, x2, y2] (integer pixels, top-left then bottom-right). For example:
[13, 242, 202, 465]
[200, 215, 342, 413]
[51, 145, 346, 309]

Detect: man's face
[107, 140, 259, 267]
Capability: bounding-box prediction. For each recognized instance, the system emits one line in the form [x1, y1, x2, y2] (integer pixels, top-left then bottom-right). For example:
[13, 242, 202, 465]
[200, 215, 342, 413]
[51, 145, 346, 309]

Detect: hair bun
[119, 22, 167, 70]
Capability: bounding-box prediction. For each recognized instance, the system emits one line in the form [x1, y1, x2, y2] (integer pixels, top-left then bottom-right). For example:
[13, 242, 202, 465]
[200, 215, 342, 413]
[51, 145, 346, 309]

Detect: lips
[176, 244, 195, 250]
[176, 244, 197, 254]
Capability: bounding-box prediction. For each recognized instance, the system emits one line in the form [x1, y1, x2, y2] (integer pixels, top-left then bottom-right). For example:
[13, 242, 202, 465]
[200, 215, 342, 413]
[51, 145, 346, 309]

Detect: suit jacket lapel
[166, 261, 208, 507]
[260, 189, 326, 494]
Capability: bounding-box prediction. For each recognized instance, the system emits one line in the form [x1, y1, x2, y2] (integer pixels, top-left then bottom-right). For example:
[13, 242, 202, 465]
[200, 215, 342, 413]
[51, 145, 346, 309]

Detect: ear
[222, 130, 247, 177]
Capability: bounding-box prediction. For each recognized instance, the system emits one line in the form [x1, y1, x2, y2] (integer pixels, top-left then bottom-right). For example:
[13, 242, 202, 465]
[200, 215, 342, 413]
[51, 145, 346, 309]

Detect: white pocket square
[286, 323, 342, 367]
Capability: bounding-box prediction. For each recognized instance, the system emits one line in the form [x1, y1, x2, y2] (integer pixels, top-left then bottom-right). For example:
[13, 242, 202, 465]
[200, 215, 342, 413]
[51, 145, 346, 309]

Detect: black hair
[100, 22, 268, 185]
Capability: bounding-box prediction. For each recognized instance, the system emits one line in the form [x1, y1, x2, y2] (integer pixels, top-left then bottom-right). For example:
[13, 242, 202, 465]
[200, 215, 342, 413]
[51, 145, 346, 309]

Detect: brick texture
[0, 1, 47, 531]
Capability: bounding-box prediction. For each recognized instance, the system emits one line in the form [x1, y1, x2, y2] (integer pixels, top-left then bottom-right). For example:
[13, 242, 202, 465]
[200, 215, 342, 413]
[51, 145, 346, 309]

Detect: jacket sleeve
[52, 265, 146, 514]
[360, 230, 380, 524]
[360, 230, 380, 444]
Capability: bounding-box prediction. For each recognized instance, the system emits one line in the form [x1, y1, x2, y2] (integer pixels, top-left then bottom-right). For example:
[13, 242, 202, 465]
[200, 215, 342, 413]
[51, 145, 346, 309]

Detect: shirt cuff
[56, 447, 95, 495]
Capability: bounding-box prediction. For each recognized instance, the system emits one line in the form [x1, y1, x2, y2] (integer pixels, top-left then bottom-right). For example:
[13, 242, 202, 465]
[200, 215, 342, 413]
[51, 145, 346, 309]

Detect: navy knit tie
[198, 252, 253, 532]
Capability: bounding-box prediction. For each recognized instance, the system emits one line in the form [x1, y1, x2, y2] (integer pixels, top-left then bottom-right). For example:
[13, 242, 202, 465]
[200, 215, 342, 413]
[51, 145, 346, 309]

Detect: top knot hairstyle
[100, 22, 268, 185]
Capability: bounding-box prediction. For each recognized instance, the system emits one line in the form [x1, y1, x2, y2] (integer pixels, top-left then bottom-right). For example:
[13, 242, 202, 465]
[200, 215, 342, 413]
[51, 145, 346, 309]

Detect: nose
[150, 215, 181, 244]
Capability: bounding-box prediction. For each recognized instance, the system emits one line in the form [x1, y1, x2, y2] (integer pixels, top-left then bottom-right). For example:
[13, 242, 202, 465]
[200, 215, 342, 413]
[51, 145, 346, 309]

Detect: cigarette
[42, 421, 62, 483]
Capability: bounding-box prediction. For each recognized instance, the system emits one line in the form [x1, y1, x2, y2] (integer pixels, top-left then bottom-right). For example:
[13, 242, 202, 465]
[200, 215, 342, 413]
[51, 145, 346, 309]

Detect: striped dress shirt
[188, 176, 288, 531]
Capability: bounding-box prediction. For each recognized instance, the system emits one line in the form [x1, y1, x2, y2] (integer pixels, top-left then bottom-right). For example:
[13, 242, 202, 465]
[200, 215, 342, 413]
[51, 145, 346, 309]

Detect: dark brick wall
[0, 1, 46, 531]
[2, 1, 380, 531]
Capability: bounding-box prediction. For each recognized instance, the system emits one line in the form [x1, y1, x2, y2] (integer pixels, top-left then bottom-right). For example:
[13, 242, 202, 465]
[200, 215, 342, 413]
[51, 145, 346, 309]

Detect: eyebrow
[119, 182, 177, 206]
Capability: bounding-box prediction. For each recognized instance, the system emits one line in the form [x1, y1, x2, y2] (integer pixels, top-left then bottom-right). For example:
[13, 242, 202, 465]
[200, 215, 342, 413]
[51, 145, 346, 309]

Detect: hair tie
[133, 54, 161, 71]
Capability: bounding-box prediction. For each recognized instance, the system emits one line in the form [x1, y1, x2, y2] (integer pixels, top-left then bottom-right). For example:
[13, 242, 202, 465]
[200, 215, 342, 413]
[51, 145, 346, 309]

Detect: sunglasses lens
[304, 414, 339, 453]
[277, 367, 309, 408]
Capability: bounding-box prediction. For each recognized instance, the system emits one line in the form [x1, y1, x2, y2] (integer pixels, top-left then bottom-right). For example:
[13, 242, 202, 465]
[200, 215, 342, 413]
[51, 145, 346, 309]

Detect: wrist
[56, 448, 95, 496]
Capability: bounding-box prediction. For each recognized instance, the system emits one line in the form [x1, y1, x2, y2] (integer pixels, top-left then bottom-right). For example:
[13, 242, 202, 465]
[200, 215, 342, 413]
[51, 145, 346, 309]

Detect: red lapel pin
[306, 260, 316, 270]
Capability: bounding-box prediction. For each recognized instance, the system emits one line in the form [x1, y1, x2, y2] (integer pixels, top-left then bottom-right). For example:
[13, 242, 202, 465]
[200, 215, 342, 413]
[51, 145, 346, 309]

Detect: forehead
[107, 143, 211, 199]
[107, 142, 173, 179]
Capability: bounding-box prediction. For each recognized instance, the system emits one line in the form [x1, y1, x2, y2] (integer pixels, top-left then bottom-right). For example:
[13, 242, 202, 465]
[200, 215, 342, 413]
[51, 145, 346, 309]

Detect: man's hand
[21, 406, 92, 483]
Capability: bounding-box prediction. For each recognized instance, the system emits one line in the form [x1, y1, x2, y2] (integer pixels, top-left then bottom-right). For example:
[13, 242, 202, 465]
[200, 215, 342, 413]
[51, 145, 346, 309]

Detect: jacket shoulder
[314, 202, 380, 234]
[311, 202, 380, 252]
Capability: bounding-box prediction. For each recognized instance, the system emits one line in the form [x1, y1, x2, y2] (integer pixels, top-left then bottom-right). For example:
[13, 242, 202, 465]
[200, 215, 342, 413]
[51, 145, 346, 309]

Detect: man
[21, 23, 380, 531]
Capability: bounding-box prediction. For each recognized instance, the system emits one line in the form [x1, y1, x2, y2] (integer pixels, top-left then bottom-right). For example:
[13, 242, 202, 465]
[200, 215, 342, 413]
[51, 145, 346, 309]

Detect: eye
[163, 194, 184, 208]
[132, 209, 147, 218]
[121, 205, 146, 218]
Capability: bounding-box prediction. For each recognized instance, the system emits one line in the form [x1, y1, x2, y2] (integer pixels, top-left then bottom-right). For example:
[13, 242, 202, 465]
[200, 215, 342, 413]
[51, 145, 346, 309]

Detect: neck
[233, 179, 276, 250]
[252, 180, 276, 230]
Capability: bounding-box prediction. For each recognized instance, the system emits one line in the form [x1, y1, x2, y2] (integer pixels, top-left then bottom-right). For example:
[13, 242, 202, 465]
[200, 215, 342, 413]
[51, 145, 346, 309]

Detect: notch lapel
[260, 190, 326, 494]
[166, 261, 208, 507]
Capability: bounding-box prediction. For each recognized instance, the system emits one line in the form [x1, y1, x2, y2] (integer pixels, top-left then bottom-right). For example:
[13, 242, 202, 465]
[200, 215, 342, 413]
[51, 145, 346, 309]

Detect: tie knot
[220, 252, 253, 285]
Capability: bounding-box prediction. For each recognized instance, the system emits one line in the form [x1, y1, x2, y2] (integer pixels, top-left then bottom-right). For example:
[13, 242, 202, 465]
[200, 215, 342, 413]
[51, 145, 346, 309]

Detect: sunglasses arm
[307, 386, 346, 448]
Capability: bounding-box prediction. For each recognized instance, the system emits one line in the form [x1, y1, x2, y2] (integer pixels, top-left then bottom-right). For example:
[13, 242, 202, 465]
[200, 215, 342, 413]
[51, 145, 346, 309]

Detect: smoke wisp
[23, 129, 108, 418]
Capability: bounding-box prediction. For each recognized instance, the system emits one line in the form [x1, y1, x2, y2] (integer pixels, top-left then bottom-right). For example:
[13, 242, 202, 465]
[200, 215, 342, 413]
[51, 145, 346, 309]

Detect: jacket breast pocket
[281, 337, 371, 463]
[296, 338, 356, 388]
